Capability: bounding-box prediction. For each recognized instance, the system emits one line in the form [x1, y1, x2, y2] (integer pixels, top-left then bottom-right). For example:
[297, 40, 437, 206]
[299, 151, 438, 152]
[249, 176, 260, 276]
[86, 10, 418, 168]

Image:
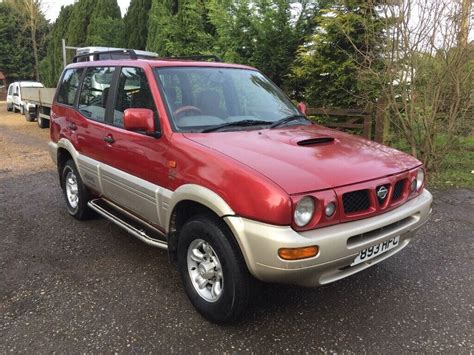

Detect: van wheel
[177, 214, 253, 324]
[61, 159, 92, 220]
[7, 103, 12, 112]
[25, 108, 35, 122]
[37, 115, 49, 128]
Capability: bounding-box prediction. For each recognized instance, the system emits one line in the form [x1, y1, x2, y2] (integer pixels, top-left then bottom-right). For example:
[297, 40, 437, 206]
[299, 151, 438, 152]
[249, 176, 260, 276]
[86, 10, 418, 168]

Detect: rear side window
[8, 85, 13, 95]
[57, 69, 83, 105]
[78, 67, 115, 122]
[113, 67, 156, 127]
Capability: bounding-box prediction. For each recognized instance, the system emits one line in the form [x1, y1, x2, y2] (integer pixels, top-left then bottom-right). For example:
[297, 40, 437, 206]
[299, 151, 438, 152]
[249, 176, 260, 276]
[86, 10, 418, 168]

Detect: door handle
[103, 135, 114, 144]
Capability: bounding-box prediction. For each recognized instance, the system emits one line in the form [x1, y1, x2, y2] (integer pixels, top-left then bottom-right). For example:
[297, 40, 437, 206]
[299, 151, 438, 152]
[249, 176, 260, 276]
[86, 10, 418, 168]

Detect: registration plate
[351, 236, 400, 266]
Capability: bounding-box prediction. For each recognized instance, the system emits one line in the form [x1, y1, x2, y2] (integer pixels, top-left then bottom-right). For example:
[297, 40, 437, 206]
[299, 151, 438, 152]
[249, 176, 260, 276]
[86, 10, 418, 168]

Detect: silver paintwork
[223, 189, 433, 287]
[187, 239, 223, 302]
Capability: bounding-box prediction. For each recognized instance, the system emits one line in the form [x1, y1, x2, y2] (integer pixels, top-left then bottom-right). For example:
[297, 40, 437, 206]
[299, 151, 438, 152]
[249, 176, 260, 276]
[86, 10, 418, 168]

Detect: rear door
[72, 66, 117, 192]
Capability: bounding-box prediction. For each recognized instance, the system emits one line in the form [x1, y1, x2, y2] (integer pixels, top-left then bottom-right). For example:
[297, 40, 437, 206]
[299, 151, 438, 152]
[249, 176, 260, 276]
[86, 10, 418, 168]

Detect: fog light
[325, 202, 336, 217]
[278, 246, 319, 260]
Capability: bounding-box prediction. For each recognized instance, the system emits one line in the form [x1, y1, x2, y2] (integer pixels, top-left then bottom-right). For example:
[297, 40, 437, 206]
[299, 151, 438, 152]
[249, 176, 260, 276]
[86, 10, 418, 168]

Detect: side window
[57, 68, 83, 105]
[113, 67, 157, 127]
[8, 85, 13, 95]
[78, 67, 115, 122]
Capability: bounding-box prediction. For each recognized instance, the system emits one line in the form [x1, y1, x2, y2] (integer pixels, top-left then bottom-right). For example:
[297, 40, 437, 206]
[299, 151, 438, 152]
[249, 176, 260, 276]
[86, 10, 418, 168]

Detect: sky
[42, 0, 132, 22]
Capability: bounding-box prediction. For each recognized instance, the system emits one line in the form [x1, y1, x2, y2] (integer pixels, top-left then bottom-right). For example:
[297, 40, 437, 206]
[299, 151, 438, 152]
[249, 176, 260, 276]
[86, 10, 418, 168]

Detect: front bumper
[224, 189, 432, 287]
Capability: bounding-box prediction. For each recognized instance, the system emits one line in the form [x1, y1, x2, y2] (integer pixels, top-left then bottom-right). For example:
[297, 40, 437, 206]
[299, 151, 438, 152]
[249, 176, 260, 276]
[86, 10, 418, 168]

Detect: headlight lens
[325, 202, 336, 217]
[416, 169, 425, 190]
[294, 197, 315, 227]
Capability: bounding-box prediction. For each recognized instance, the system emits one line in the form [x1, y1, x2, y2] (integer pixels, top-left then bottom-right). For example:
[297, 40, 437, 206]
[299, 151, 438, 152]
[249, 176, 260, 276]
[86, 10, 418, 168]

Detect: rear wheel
[6, 103, 12, 112]
[37, 114, 49, 128]
[61, 159, 92, 220]
[177, 214, 253, 324]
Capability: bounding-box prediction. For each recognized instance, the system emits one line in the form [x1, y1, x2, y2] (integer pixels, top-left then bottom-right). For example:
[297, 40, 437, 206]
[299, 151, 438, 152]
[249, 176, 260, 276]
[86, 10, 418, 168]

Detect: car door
[72, 66, 118, 193]
[96, 66, 169, 228]
[13, 83, 20, 109]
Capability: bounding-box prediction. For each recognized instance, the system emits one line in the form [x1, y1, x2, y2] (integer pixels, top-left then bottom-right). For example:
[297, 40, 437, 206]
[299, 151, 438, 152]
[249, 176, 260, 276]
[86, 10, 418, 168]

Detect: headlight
[416, 169, 425, 190]
[294, 196, 315, 227]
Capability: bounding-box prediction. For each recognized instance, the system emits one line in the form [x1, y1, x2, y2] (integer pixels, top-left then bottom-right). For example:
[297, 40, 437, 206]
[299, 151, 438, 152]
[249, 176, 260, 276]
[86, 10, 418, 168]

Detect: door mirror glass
[297, 102, 308, 116]
[123, 108, 156, 135]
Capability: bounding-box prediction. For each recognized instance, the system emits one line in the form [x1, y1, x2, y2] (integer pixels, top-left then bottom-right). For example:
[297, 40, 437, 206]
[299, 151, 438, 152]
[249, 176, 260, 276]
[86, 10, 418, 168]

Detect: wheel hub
[187, 239, 223, 302]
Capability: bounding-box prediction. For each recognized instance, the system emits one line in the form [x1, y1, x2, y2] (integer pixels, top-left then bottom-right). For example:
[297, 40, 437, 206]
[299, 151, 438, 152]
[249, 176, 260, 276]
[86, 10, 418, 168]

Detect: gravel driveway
[0, 101, 473, 353]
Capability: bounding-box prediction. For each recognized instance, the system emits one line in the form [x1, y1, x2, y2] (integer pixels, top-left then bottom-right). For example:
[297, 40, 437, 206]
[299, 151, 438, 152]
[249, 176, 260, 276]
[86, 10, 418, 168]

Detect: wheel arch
[166, 184, 237, 262]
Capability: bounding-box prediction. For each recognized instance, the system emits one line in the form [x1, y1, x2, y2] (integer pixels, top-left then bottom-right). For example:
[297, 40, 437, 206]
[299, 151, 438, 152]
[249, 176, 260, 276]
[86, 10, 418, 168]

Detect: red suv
[48, 50, 432, 323]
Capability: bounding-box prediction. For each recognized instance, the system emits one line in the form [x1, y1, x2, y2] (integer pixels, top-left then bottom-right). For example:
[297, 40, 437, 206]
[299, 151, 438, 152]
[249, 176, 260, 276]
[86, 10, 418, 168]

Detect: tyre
[6, 103, 12, 112]
[24, 108, 35, 122]
[13, 105, 19, 113]
[61, 159, 92, 220]
[37, 115, 49, 128]
[177, 214, 254, 324]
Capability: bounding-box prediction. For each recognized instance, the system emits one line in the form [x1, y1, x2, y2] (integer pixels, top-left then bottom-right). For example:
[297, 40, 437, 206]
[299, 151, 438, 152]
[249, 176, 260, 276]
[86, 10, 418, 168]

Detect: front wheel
[6, 103, 12, 112]
[61, 159, 92, 220]
[177, 214, 254, 324]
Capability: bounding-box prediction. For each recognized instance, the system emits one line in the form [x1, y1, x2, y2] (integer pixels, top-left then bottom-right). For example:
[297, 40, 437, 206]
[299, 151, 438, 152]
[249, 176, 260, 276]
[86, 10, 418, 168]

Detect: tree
[85, 0, 123, 47]
[147, 0, 214, 56]
[290, 0, 387, 106]
[208, 0, 317, 87]
[0, 2, 36, 83]
[123, 0, 152, 49]
[39, 4, 74, 87]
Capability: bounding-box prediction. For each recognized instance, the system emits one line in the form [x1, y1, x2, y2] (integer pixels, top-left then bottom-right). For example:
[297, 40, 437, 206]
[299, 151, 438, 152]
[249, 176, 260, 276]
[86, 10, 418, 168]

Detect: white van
[6, 81, 44, 114]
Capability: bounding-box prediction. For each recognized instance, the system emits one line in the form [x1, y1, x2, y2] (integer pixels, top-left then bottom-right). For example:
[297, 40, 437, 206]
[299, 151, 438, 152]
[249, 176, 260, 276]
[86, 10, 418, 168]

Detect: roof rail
[162, 55, 223, 62]
[73, 49, 146, 63]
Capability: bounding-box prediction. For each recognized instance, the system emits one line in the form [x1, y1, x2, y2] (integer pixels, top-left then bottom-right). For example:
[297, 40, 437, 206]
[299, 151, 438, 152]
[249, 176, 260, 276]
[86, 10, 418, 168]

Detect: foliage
[208, 0, 317, 87]
[290, 0, 386, 106]
[0, 3, 36, 82]
[39, 0, 123, 87]
[147, 0, 215, 56]
[123, 0, 152, 50]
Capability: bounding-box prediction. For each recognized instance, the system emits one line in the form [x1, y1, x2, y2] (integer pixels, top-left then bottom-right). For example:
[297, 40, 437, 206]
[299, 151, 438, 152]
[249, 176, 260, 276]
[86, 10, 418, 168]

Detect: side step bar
[87, 198, 168, 250]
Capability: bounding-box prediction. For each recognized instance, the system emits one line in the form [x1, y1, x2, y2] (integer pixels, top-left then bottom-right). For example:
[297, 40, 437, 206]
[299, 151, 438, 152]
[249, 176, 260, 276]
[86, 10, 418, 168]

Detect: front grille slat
[392, 179, 405, 201]
[342, 189, 370, 214]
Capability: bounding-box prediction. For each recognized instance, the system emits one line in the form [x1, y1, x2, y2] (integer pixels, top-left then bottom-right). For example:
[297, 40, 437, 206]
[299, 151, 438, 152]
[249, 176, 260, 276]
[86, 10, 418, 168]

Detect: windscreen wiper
[201, 119, 273, 133]
[269, 114, 309, 129]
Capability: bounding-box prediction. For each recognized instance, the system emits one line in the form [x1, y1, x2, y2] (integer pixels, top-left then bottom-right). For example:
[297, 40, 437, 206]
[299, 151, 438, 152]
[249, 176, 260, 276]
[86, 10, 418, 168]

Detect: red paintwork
[123, 108, 155, 133]
[50, 59, 424, 230]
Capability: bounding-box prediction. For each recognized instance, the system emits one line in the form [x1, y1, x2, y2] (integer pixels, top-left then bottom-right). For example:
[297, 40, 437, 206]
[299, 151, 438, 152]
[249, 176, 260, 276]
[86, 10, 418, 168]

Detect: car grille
[392, 179, 405, 201]
[342, 189, 370, 214]
[376, 184, 390, 206]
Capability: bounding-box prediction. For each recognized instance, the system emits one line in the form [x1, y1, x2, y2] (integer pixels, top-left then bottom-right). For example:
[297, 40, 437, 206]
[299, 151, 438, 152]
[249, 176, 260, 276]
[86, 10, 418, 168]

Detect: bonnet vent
[297, 137, 335, 146]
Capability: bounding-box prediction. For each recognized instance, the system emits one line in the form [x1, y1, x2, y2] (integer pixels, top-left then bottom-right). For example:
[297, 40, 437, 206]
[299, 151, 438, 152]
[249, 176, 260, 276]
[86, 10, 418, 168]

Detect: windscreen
[154, 67, 299, 132]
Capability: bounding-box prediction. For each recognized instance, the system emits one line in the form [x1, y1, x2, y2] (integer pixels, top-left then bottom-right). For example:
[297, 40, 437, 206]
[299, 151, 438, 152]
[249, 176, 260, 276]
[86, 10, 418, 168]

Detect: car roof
[11, 81, 44, 87]
[65, 58, 256, 71]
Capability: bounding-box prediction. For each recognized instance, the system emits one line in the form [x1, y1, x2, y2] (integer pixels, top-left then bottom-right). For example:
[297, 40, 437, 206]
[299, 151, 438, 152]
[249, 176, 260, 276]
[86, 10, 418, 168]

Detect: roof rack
[72, 49, 159, 63]
[162, 55, 223, 62]
[72, 49, 223, 63]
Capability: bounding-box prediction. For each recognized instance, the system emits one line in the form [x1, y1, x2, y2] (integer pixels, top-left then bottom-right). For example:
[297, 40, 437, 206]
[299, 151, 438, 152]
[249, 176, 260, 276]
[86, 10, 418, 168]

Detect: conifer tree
[123, 0, 152, 50]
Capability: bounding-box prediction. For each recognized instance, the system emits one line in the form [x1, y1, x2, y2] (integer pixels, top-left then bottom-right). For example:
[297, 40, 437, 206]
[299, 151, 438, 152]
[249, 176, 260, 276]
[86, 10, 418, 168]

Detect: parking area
[0, 101, 473, 352]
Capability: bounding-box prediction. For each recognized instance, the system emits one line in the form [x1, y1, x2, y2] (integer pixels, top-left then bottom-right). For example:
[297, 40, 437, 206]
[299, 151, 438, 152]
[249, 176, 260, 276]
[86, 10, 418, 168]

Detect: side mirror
[123, 108, 158, 136]
[297, 102, 308, 116]
[13, 92, 19, 97]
